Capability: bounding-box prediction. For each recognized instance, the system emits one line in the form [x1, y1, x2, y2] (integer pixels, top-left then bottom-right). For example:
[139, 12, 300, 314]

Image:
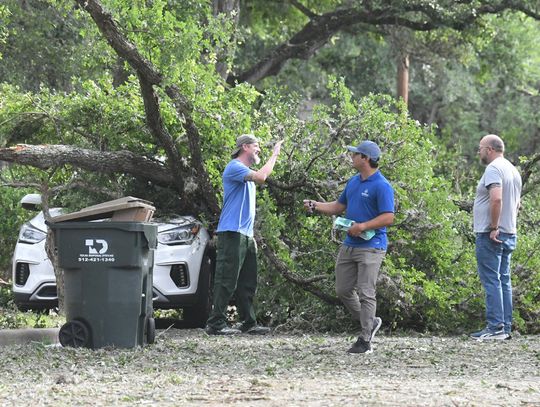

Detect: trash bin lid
[49, 221, 158, 251]
[50, 197, 155, 223]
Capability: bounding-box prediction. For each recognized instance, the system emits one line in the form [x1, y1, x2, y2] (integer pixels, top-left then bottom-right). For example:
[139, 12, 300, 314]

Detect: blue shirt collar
[359, 170, 381, 182]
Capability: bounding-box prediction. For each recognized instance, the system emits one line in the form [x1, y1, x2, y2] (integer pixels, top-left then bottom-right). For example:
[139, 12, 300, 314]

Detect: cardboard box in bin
[51, 196, 155, 223]
[111, 207, 154, 222]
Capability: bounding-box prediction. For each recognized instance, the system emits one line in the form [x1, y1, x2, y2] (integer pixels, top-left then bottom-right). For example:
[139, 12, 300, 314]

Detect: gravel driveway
[1, 328, 539, 406]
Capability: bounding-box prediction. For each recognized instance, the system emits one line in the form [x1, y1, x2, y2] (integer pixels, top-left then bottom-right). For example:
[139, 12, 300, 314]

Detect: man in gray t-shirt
[471, 134, 522, 341]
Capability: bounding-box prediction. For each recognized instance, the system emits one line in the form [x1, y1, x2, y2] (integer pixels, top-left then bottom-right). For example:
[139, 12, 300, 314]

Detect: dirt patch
[0, 329, 539, 406]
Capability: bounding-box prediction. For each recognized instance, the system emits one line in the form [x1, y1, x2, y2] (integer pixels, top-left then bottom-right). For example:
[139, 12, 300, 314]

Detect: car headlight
[18, 223, 47, 244]
[158, 224, 200, 245]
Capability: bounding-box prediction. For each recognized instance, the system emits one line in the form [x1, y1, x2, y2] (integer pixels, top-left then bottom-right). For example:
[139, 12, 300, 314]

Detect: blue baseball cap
[347, 140, 381, 161]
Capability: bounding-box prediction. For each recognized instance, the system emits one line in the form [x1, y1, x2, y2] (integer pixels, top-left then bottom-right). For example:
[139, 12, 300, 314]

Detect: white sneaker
[370, 317, 382, 342]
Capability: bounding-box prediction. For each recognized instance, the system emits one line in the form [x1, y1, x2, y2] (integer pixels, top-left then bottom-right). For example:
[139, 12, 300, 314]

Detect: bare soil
[0, 328, 539, 406]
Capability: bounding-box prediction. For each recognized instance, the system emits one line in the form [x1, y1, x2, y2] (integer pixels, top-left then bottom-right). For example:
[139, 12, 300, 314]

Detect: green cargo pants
[206, 231, 258, 330]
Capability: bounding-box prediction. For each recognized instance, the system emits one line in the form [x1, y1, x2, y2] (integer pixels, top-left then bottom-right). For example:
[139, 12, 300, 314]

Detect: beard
[480, 156, 488, 165]
[252, 154, 261, 165]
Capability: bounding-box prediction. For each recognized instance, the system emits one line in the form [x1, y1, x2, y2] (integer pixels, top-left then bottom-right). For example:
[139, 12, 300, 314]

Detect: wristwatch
[489, 226, 499, 231]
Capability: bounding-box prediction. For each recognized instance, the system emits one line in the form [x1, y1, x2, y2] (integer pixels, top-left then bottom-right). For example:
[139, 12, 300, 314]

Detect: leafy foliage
[248, 85, 481, 333]
[0, 0, 109, 92]
[0, 284, 63, 328]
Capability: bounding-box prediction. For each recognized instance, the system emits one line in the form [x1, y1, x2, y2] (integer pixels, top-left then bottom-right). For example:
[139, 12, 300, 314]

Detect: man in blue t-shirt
[304, 140, 394, 354]
[206, 134, 284, 335]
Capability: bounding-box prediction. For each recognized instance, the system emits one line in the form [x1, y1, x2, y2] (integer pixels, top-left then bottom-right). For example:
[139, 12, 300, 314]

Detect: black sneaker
[347, 337, 372, 354]
[370, 317, 382, 342]
[205, 325, 241, 336]
[240, 325, 271, 335]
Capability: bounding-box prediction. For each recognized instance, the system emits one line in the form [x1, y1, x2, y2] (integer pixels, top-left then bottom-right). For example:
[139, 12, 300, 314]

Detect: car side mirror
[20, 193, 42, 211]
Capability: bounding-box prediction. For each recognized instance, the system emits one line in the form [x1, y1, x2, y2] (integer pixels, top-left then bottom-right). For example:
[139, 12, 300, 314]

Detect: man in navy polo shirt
[304, 140, 394, 353]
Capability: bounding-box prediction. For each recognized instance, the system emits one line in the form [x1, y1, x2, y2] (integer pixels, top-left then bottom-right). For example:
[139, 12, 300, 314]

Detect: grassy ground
[1, 328, 539, 406]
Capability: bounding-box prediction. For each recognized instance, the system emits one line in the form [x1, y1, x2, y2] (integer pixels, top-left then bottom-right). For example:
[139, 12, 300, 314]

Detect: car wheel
[15, 305, 51, 314]
[15, 304, 30, 313]
[183, 249, 214, 328]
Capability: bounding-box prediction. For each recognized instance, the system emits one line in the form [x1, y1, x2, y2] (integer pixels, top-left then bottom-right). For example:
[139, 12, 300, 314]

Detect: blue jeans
[475, 232, 517, 333]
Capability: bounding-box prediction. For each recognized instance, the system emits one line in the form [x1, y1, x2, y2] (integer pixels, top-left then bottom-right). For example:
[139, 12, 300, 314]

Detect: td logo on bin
[86, 239, 108, 254]
[78, 239, 116, 263]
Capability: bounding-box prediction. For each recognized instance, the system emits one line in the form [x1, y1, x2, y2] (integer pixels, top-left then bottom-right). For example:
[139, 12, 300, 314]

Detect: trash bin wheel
[59, 320, 90, 348]
[146, 317, 156, 344]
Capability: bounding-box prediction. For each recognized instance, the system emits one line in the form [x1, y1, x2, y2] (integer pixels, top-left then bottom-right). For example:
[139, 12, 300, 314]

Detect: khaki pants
[335, 246, 386, 341]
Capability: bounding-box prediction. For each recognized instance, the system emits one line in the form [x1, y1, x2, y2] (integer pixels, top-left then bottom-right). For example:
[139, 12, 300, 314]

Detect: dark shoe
[242, 325, 271, 335]
[347, 337, 372, 354]
[205, 325, 241, 336]
[370, 317, 382, 342]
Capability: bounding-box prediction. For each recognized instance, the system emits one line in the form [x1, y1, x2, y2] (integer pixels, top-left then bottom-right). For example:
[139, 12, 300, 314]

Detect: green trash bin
[50, 221, 157, 349]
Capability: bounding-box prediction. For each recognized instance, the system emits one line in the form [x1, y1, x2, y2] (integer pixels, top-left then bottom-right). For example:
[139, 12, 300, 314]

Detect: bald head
[481, 134, 505, 153]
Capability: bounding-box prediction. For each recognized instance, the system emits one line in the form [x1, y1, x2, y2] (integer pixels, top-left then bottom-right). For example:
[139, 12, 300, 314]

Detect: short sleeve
[224, 160, 252, 183]
[483, 165, 502, 188]
[338, 182, 349, 205]
[377, 182, 395, 213]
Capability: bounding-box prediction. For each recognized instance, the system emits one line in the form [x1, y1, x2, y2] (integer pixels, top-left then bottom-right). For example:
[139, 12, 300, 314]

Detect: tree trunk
[39, 183, 65, 314]
[45, 230, 64, 314]
[397, 53, 409, 106]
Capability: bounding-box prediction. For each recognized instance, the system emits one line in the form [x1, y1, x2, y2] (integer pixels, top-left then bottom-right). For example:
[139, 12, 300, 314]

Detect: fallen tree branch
[75, 0, 220, 216]
[0, 144, 173, 186]
[256, 234, 341, 306]
[138, 79, 186, 194]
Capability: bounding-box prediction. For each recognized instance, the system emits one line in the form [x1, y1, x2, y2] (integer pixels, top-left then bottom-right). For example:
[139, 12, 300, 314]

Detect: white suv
[11, 194, 215, 327]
